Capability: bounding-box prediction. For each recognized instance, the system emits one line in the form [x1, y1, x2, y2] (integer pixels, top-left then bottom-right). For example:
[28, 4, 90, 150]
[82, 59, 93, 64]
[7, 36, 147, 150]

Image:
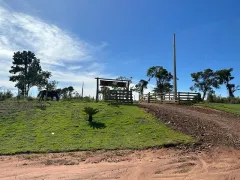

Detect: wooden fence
[141, 92, 200, 104]
[103, 90, 133, 104]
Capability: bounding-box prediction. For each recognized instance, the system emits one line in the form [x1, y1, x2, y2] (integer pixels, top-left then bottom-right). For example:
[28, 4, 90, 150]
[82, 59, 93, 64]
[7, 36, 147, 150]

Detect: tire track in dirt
[139, 103, 240, 148]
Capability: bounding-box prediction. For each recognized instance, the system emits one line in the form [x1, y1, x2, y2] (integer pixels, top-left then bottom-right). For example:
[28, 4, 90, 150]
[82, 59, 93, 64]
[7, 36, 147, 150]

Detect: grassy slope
[0, 101, 194, 154]
[196, 103, 240, 115]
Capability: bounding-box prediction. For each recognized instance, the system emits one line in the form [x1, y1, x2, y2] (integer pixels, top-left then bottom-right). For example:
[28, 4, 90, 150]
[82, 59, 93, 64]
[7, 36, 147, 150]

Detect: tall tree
[112, 76, 132, 90]
[190, 68, 219, 100]
[134, 79, 148, 98]
[147, 66, 173, 93]
[215, 68, 240, 98]
[9, 51, 51, 97]
[68, 86, 74, 98]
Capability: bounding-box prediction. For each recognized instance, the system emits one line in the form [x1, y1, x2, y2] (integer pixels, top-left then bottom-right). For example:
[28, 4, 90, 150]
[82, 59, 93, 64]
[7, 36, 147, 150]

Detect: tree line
[6, 50, 239, 101]
[134, 66, 239, 101]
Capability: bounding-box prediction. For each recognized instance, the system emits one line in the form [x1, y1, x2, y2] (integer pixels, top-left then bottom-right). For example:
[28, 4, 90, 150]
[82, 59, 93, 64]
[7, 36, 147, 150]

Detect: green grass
[0, 101, 194, 154]
[196, 103, 240, 115]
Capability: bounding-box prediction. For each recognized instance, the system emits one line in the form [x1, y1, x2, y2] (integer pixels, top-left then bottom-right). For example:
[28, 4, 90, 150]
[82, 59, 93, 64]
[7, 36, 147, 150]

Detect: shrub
[83, 107, 99, 122]
[0, 89, 13, 101]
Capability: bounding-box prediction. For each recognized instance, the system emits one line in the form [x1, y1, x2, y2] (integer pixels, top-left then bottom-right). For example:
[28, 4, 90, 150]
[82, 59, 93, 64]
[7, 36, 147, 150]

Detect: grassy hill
[0, 101, 194, 154]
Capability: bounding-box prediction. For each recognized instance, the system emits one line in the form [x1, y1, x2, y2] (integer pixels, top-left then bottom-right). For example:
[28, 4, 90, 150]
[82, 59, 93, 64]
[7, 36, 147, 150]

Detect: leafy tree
[61, 87, 69, 99]
[100, 86, 110, 99]
[133, 79, 148, 98]
[9, 51, 51, 97]
[190, 68, 219, 101]
[68, 86, 74, 98]
[38, 80, 58, 91]
[112, 76, 132, 90]
[215, 68, 240, 98]
[147, 66, 173, 93]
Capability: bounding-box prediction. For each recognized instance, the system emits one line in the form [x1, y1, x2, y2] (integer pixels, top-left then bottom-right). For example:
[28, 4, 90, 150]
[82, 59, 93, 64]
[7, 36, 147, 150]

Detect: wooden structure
[95, 77, 133, 104]
[141, 92, 200, 104]
[103, 90, 133, 104]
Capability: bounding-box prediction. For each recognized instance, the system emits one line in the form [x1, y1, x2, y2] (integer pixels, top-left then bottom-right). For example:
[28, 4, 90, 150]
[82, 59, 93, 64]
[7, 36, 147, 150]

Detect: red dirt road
[1, 148, 240, 180]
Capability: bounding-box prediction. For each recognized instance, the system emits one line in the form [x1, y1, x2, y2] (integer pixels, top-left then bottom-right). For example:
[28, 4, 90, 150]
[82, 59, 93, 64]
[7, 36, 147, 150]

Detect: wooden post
[187, 92, 189, 101]
[178, 92, 180, 104]
[96, 77, 99, 102]
[148, 92, 150, 103]
[169, 92, 170, 103]
[130, 90, 133, 104]
[155, 93, 157, 103]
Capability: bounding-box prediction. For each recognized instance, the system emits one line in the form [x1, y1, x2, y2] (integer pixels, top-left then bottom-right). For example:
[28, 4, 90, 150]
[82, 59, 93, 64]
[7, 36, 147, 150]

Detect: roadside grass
[196, 103, 240, 115]
[0, 101, 194, 155]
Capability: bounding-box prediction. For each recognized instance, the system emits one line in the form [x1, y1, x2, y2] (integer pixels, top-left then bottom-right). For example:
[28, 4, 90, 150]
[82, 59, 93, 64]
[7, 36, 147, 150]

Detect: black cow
[38, 90, 60, 101]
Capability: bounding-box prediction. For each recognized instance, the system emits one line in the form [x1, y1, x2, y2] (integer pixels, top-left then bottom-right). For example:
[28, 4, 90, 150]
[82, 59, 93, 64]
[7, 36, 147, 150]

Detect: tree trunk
[202, 91, 207, 101]
[88, 115, 93, 122]
[227, 84, 235, 98]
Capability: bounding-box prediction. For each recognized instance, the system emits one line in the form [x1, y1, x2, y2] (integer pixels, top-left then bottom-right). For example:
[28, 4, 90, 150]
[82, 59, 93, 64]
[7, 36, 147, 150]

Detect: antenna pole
[173, 33, 177, 99]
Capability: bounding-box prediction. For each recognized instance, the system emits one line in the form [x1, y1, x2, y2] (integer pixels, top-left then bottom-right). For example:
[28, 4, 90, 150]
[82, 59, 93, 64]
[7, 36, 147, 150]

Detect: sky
[0, 0, 240, 98]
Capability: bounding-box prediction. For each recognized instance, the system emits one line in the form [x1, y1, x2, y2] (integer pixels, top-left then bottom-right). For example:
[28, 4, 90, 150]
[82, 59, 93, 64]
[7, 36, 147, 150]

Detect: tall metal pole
[81, 81, 84, 98]
[173, 33, 177, 99]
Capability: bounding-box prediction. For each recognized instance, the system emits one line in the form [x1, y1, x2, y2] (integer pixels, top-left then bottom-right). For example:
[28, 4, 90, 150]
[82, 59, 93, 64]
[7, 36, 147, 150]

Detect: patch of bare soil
[1, 148, 240, 180]
[139, 103, 240, 149]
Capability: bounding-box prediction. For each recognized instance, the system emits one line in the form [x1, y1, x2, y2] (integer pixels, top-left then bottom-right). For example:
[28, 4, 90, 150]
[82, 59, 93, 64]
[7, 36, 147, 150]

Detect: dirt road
[1, 148, 240, 180]
[139, 103, 240, 148]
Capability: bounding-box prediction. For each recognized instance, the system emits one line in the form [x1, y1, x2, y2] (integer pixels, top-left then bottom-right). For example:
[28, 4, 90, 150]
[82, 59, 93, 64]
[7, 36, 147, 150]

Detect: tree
[133, 79, 148, 98]
[112, 76, 132, 90]
[100, 86, 110, 99]
[38, 80, 58, 91]
[9, 51, 51, 97]
[215, 68, 240, 98]
[147, 66, 173, 93]
[61, 87, 69, 99]
[68, 86, 74, 98]
[190, 68, 219, 101]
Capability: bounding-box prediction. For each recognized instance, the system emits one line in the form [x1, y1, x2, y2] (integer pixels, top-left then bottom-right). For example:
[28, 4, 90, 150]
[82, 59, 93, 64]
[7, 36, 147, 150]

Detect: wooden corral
[103, 90, 133, 104]
[141, 92, 200, 104]
[95, 77, 133, 104]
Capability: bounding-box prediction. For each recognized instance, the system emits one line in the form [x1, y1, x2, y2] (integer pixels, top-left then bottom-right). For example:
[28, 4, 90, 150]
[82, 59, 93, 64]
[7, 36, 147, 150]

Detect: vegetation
[0, 88, 13, 101]
[196, 103, 240, 115]
[147, 66, 173, 93]
[215, 68, 240, 98]
[207, 93, 240, 104]
[133, 79, 148, 98]
[9, 51, 51, 97]
[190, 68, 219, 101]
[83, 107, 99, 122]
[0, 101, 193, 154]
[190, 68, 239, 101]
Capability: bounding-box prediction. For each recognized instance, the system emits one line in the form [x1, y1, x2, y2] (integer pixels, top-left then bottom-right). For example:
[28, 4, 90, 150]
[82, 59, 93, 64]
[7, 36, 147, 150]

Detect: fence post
[169, 92, 170, 103]
[178, 92, 180, 104]
[187, 92, 189, 101]
[155, 93, 157, 103]
[130, 90, 133, 104]
[148, 92, 150, 103]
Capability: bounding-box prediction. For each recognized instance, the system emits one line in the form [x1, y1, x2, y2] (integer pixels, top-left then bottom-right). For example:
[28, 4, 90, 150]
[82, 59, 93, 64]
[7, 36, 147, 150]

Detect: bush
[0, 89, 13, 101]
[207, 93, 214, 103]
[207, 94, 240, 104]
